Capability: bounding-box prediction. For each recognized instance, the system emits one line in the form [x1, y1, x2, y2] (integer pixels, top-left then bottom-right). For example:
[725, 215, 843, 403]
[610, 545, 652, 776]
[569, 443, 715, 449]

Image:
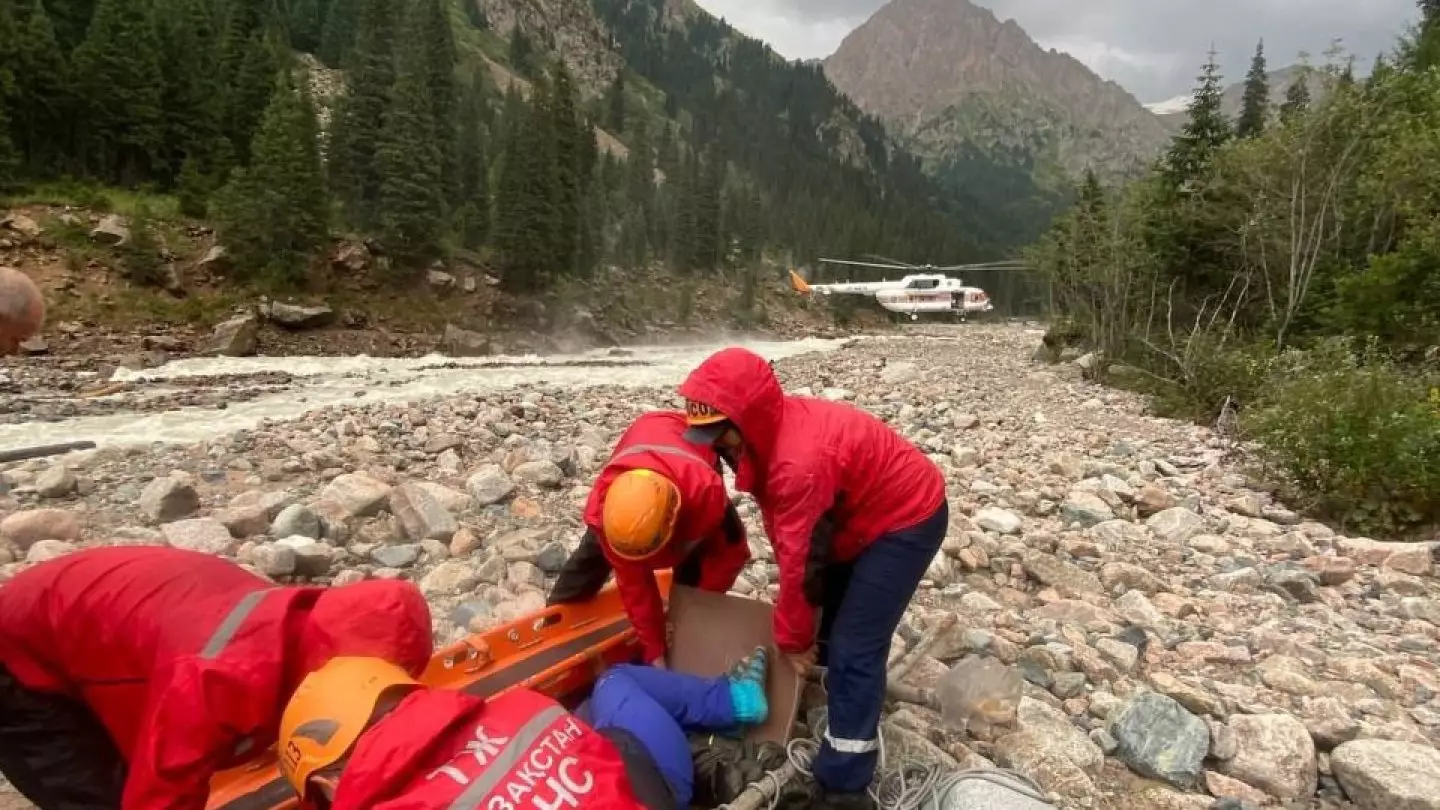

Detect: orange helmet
[683, 399, 733, 444]
[277, 656, 423, 800]
[602, 469, 682, 561]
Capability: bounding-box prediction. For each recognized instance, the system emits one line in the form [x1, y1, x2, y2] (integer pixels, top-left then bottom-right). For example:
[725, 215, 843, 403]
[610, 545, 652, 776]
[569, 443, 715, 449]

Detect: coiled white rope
[716, 669, 1051, 810]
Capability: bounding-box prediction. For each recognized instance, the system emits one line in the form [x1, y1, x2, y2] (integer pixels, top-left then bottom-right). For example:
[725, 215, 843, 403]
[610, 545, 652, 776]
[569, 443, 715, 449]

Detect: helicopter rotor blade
[861, 253, 916, 268]
[818, 258, 914, 272]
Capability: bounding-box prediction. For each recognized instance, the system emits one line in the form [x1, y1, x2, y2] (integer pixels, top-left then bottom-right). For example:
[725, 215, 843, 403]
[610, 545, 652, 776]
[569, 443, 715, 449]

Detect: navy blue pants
[581, 665, 737, 807]
[811, 501, 949, 794]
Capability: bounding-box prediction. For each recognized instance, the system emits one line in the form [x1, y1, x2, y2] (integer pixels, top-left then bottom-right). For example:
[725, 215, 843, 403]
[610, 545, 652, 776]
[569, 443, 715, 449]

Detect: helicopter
[788, 255, 1028, 321]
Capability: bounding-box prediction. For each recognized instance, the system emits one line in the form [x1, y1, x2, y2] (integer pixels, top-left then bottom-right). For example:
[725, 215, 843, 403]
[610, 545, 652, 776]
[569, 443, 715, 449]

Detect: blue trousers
[812, 501, 949, 794]
[580, 665, 737, 807]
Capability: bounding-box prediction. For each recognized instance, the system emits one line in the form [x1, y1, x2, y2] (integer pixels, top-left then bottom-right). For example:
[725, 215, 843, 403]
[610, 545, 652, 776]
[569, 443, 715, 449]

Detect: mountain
[822, 0, 1173, 191]
[1146, 63, 1339, 127]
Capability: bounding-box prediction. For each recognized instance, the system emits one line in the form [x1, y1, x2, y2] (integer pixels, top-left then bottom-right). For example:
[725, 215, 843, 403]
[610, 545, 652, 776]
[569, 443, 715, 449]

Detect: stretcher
[204, 572, 674, 810]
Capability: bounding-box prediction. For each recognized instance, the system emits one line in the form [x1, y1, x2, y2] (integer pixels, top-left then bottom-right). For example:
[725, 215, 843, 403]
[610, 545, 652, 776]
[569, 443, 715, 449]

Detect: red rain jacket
[0, 546, 433, 810]
[678, 348, 946, 654]
[583, 411, 750, 663]
[327, 686, 647, 810]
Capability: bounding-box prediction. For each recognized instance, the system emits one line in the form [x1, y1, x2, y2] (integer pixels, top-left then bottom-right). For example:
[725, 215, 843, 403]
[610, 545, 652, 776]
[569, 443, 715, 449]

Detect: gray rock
[215, 500, 270, 538]
[369, 544, 421, 568]
[512, 460, 564, 488]
[1021, 550, 1102, 594]
[1330, 739, 1440, 810]
[267, 302, 335, 330]
[250, 543, 297, 577]
[421, 561, 481, 596]
[35, 466, 77, 498]
[535, 541, 571, 574]
[275, 536, 337, 577]
[1146, 507, 1204, 544]
[976, 507, 1024, 535]
[205, 315, 259, 357]
[0, 508, 82, 550]
[319, 473, 392, 519]
[390, 483, 459, 542]
[162, 518, 234, 554]
[138, 477, 200, 522]
[26, 539, 78, 563]
[1107, 690, 1209, 789]
[1060, 492, 1115, 527]
[467, 465, 516, 506]
[1219, 713, 1318, 801]
[272, 503, 321, 539]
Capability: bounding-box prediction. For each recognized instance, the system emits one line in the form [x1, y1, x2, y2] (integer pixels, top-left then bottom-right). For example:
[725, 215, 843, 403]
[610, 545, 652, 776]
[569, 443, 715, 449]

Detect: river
[0, 337, 847, 453]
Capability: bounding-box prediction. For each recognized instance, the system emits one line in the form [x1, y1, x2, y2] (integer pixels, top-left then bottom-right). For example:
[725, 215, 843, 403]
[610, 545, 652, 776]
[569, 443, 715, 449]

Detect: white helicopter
[789, 256, 1026, 321]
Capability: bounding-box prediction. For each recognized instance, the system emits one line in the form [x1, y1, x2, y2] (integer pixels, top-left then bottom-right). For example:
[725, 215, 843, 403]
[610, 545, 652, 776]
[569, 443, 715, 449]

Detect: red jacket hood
[678, 347, 785, 464]
[294, 580, 433, 683]
[330, 689, 479, 808]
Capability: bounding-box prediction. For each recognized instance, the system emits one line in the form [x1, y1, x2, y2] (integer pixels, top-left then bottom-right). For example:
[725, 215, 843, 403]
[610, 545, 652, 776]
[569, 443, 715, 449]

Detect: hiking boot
[725, 646, 769, 726]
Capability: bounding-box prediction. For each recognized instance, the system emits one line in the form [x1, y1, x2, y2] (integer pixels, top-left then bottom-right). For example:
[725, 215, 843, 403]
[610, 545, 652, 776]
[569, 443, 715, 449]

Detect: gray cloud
[695, 0, 1423, 102]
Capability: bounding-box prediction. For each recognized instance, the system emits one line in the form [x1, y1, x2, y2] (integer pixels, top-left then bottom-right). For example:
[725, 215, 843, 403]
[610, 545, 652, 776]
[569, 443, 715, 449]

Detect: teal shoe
[725, 646, 770, 726]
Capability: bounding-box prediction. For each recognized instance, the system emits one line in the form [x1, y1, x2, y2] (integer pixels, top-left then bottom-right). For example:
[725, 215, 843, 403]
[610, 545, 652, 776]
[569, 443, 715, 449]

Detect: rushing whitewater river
[0, 337, 847, 453]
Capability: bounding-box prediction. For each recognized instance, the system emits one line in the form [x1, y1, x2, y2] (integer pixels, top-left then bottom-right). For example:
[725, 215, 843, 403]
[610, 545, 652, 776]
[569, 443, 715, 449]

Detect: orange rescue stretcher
[204, 572, 673, 810]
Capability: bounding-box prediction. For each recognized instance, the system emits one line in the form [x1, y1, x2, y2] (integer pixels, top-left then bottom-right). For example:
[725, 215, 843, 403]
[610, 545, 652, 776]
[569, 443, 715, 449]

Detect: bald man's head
[0, 267, 44, 355]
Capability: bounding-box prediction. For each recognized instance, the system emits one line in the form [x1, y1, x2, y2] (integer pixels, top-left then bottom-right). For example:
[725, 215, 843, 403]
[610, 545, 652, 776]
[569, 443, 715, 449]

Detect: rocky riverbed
[1, 323, 1439, 810]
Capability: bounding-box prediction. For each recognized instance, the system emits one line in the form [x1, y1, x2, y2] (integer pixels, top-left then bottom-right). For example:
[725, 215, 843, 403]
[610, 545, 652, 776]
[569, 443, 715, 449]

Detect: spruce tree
[1279, 76, 1310, 121]
[155, 0, 227, 183]
[70, 0, 164, 184]
[287, 0, 322, 53]
[454, 68, 491, 248]
[317, 0, 358, 66]
[372, 0, 446, 268]
[694, 145, 722, 270]
[494, 76, 558, 290]
[10, 0, 70, 177]
[418, 0, 458, 205]
[1235, 40, 1269, 139]
[326, 0, 395, 228]
[0, 100, 18, 192]
[213, 70, 328, 285]
[548, 62, 583, 274]
[1163, 50, 1231, 188]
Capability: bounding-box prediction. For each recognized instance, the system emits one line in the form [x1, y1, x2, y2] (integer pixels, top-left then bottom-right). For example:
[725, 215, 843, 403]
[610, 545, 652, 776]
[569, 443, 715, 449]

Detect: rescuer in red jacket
[0, 545, 433, 810]
[547, 410, 751, 667]
[275, 647, 771, 810]
[678, 347, 948, 810]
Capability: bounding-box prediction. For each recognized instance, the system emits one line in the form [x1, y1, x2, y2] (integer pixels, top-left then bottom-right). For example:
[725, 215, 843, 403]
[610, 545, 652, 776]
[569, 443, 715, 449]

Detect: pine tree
[1163, 50, 1231, 188]
[326, 0, 395, 228]
[317, 0, 358, 66]
[1417, 0, 1440, 70]
[454, 67, 490, 248]
[213, 69, 329, 285]
[154, 0, 227, 183]
[1235, 40, 1269, 139]
[372, 0, 446, 267]
[494, 76, 558, 289]
[418, 0, 458, 206]
[10, 0, 70, 177]
[548, 62, 583, 274]
[694, 144, 722, 270]
[225, 28, 282, 165]
[670, 152, 700, 271]
[0, 100, 19, 192]
[1279, 76, 1310, 122]
[70, 0, 164, 184]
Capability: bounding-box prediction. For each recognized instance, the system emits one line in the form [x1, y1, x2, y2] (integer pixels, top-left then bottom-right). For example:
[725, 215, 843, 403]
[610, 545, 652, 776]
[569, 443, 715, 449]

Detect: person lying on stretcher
[276, 648, 771, 810]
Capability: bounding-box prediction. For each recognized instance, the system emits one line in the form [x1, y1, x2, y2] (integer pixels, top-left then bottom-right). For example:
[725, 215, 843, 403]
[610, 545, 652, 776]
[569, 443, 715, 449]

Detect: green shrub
[1244, 337, 1440, 536]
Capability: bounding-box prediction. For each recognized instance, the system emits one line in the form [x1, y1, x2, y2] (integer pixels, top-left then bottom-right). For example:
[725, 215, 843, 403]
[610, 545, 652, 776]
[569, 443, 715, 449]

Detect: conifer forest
[0, 0, 1016, 296]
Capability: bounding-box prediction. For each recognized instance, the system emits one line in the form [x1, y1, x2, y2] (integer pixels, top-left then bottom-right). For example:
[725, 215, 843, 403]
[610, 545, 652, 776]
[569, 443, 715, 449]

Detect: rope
[716, 669, 1051, 810]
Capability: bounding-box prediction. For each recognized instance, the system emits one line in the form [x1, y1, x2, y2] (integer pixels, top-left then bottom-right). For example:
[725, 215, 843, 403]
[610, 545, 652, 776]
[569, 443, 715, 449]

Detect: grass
[6, 180, 181, 220]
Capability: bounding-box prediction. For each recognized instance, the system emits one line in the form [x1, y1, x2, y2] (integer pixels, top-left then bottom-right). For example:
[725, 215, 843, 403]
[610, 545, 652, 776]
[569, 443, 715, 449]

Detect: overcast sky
[694, 0, 1422, 103]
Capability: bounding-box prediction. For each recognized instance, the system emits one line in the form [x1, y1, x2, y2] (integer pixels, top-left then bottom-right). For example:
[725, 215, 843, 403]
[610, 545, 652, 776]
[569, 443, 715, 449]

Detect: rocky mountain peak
[822, 0, 1172, 181]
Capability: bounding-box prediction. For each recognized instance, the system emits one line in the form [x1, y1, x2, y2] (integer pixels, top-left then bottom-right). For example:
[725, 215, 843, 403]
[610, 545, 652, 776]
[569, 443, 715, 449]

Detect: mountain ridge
[821, 0, 1172, 186]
